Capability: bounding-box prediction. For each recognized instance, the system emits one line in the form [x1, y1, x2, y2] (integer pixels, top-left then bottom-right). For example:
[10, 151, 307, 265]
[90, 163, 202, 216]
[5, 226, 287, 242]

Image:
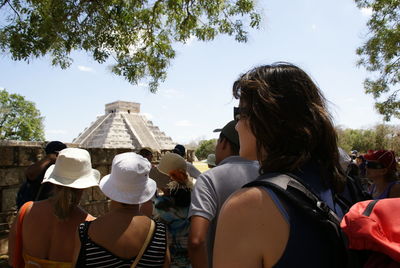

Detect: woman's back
[75, 211, 168, 267]
[22, 200, 92, 262]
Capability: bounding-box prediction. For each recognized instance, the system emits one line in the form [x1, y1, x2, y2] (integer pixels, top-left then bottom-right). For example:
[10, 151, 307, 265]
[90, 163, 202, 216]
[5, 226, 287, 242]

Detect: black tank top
[76, 220, 167, 267]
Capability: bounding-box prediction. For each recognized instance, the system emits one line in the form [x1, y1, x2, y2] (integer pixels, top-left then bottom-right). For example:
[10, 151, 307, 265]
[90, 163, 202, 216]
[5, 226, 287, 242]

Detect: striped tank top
[76, 220, 167, 267]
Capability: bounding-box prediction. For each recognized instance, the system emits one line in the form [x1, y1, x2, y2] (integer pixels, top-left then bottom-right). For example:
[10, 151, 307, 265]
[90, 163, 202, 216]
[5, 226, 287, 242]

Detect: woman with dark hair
[364, 150, 400, 199]
[213, 63, 346, 267]
[8, 148, 99, 268]
[154, 152, 193, 268]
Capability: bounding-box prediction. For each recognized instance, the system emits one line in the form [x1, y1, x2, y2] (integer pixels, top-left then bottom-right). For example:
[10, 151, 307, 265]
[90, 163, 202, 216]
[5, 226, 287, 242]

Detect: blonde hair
[51, 186, 82, 220]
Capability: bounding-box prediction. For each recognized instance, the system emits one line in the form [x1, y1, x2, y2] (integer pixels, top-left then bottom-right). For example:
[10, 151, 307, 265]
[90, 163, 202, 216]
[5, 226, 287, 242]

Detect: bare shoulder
[221, 187, 273, 214]
[215, 187, 289, 267]
[220, 186, 288, 233]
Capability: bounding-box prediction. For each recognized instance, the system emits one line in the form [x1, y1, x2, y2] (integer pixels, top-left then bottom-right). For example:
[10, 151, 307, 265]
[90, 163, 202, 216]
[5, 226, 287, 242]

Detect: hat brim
[99, 174, 157, 205]
[42, 165, 100, 189]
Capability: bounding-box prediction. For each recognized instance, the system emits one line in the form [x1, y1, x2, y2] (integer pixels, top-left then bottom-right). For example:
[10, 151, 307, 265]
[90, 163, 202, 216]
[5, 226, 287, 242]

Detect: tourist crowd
[8, 62, 400, 268]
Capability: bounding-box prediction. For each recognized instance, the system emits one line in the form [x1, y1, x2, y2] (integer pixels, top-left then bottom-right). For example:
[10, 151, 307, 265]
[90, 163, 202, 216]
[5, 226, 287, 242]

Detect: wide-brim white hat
[100, 152, 157, 205]
[43, 148, 100, 189]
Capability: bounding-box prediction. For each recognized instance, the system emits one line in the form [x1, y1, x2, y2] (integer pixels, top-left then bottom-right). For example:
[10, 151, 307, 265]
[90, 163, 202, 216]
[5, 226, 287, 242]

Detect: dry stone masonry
[73, 101, 176, 150]
[0, 141, 132, 259]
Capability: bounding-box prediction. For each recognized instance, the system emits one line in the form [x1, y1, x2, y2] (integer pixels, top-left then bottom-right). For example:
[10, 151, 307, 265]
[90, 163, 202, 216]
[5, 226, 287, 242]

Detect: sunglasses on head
[234, 107, 249, 122]
[366, 161, 385, 169]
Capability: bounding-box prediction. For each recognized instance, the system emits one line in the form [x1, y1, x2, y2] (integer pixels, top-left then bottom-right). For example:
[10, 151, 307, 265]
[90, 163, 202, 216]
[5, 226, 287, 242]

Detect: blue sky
[1, 0, 398, 145]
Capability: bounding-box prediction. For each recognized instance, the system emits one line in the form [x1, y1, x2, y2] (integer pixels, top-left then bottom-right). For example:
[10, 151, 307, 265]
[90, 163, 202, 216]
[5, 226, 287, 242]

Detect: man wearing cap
[188, 120, 259, 267]
[173, 144, 201, 178]
[16, 141, 67, 209]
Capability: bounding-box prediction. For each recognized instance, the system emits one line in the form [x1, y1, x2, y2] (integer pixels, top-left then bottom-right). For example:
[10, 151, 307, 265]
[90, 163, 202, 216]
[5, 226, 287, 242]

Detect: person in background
[16, 141, 67, 209]
[355, 155, 367, 178]
[154, 152, 193, 268]
[73, 152, 169, 267]
[188, 121, 259, 268]
[9, 148, 99, 268]
[206, 154, 216, 169]
[364, 150, 400, 199]
[138, 147, 154, 163]
[213, 62, 346, 267]
[173, 144, 201, 178]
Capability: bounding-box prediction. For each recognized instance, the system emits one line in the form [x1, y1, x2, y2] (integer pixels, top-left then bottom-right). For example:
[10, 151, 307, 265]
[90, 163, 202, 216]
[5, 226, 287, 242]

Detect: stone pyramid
[73, 101, 176, 150]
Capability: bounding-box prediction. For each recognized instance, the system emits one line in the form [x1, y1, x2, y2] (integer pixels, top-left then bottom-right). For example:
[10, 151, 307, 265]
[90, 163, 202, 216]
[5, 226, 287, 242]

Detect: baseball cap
[364, 150, 397, 171]
[173, 144, 186, 157]
[45, 141, 67, 155]
[213, 120, 239, 147]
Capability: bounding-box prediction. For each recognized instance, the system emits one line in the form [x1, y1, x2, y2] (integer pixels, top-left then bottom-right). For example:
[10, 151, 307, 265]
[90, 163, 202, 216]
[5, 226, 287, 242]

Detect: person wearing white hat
[154, 152, 194, 268]
[8, 148, 100, 268]
[72, 152, 170, 268]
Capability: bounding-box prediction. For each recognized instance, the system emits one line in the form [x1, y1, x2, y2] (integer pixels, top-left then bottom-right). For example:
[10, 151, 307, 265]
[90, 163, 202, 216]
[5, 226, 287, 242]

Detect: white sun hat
[43, 148, 100, 189]
[100, 152, 157, 205]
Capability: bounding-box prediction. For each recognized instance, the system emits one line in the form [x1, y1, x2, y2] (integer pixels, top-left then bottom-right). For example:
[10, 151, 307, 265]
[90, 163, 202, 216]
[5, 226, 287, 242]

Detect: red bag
[340, 198, 400, 265]
[13, 201, 33, 268]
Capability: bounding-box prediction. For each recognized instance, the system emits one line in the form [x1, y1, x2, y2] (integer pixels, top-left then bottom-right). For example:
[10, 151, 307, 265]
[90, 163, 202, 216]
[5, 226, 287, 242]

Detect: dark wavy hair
[233, 62, 345, 192]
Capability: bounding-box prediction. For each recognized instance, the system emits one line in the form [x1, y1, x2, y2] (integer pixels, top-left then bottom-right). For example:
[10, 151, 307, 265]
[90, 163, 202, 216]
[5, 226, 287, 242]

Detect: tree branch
[0, 0, 9, 9]
[6, 0, 21, 19]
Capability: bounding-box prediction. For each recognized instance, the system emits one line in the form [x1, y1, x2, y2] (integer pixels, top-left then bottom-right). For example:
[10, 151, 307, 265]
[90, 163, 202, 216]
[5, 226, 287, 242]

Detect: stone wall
[0, 140, 133, 260]
[0, 141, 195, 265]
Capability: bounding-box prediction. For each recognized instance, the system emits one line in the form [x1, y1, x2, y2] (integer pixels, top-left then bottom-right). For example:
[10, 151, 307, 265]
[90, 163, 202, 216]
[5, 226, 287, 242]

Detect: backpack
[242, 173, 365, 268]
[334, 173, 372, 215]
[341, 198, 400, 267]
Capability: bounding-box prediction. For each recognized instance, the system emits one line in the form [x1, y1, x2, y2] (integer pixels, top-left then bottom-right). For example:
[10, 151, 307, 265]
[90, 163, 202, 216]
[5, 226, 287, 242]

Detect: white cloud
[343, 97, 355, 103]
[46, 129, 67, 134]
[361, 7, 373, 16]
[161, 88, 184, 99]
[175, 120, 193, 127]
[77, 65, 95, 73]
[311, 24, 317, 31]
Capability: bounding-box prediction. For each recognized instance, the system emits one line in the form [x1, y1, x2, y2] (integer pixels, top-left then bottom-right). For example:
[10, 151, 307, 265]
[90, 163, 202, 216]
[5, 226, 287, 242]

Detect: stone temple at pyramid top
[73, 101, 176, 150]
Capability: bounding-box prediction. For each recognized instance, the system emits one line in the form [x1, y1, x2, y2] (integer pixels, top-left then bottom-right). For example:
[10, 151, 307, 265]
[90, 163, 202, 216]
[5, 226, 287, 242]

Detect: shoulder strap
[243, 173, 341, 224]
[131, 219, 155, 268]
[13, 201, 33, 268]
[243, 173, 350, 267]
[78, 221, 91, 244]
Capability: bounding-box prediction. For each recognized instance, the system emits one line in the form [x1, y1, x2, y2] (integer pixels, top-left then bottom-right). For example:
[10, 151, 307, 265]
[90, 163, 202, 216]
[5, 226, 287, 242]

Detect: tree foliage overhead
[0, 0, 261, 92]
[354, 0, 400, 120]
[0, 89, 45, 141]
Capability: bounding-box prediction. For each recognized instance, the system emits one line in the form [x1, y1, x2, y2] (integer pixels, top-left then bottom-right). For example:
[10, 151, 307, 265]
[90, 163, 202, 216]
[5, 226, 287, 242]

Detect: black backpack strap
[243, 173, 341, 225]
[243, 173, 361, 268]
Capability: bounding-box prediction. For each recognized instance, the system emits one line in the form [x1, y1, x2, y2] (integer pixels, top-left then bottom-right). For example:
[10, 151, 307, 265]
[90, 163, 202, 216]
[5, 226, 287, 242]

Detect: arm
[25, 154, 57, 181]
[188, 216, 211, 268]
[187, 173, 216, 267]
[213, 188, 289, 268]
[8, 202, 33, 266]
[71, 229, 81, 267]
[163, 246, 171, 268]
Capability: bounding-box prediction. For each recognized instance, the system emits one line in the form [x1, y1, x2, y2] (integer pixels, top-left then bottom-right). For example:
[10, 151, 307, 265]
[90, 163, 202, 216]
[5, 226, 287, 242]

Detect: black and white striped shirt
[76, 220, 167, 267]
